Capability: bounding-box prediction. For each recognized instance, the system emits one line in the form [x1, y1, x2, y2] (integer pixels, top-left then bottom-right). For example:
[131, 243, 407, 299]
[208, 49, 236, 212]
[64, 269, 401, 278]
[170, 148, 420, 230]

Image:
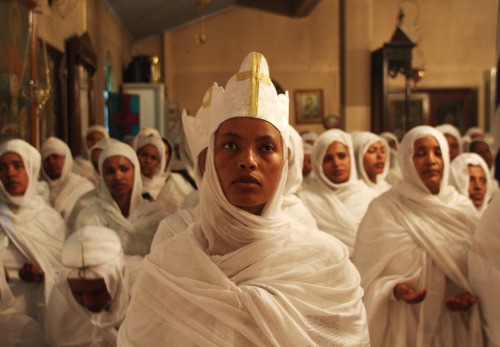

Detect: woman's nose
[238, 149, 257, 169]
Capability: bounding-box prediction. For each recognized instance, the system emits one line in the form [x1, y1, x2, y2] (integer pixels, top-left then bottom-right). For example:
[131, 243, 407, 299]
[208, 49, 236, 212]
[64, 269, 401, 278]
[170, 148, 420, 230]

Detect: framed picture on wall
[294, 89, 324, 124]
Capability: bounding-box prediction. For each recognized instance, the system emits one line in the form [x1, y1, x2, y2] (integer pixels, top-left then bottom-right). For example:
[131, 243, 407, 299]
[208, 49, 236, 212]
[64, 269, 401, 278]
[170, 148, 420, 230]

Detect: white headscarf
[118, 52, 369, 347]
[73, 141, 166, 256]
[281, 127, 317, 228]
[0, 139, 65, 302]
[134, 128, 167, 199]
[98, 142, 143, 214]
[351, 131, 391, 193]
[436, 123, 461, 142]
[84, 125, 109, 157]
[302, 129, 377, 245]
[41, 137, 94, 221]
[353, 125, 482, 347]
[380, 131, 403, 185]
[0, 139, 42, 207]
[47, 226, 129, 347]
[397, 125, 451, 196]
[449, 152, 493, 215]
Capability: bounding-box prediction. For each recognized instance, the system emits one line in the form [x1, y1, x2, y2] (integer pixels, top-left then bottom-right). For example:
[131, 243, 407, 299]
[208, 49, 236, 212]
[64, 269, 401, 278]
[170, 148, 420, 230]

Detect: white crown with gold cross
[182, 83, 223, 159]
[208, 52, 289, 142]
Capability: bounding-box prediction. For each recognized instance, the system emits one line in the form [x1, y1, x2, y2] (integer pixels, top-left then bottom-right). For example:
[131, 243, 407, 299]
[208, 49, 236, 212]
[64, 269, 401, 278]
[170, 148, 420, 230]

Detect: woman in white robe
[72, 141, 167, 257]
[351, 131, 391, 195]
[0, 139, 65, 326]
[47, 226, 129, 347]
[449, 152, 494, 216]
[297, 129, 378, 254]
[284, 127, 317, 228]
[134, 128, 194, 214]
[66, 137, 117, 235]
[436, 123, 462, 162]
[468, 194, 500, 347]
[353, 125, 483, 347]
[41, 137, 94, 222]
[118, 52, 369, 346]
[151, 85, 215, 251]
[73, 125, 109, 186]
[380, 131, 403, 185]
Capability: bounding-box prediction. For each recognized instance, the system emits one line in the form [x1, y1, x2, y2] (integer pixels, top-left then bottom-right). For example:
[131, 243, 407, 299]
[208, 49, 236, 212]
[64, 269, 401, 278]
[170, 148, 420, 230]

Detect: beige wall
[134, 0, 497, 136]
[157, 0, 340, 136]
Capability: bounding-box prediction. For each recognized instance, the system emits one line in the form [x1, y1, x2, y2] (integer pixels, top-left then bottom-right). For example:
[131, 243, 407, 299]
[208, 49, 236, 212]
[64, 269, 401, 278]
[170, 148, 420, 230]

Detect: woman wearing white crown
[118, 52, 369, 346]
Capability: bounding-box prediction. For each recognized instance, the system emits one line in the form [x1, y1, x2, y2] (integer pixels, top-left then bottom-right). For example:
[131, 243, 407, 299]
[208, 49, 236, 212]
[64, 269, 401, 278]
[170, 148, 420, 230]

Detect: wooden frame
[294, 89, 324, 124]
[383, 88, 477, 137]
[387, 92, 430, 139]
[66, 32, 97, 157]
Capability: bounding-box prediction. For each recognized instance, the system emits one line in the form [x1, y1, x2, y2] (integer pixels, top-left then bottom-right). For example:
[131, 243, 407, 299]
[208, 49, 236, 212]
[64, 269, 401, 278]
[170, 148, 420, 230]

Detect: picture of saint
[301, 95, 319, 119]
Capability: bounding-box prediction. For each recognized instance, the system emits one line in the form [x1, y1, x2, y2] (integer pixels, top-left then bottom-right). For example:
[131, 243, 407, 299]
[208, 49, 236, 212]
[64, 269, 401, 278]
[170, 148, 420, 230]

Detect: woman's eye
[262, 144, 274, 152]
[223, 143, 236, 150]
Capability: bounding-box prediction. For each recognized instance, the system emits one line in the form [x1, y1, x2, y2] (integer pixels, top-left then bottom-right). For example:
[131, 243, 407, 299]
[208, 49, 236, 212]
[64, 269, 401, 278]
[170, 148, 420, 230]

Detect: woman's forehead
[216, 117, 281, 138]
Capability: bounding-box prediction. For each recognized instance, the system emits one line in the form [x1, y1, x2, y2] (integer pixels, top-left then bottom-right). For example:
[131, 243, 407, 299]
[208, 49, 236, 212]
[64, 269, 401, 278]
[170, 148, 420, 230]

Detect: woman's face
[67, 278, 112, 313]
[137, 144, 160, 178]
[86, 131, 105, 150]
[0, 152, 29, 196]
[468, 164, 487, 208]
[102, 156, 135, 200]
[412, 136, 444, 194]
[362, 141, 387, 183]
[214, 118, 284, 215]
[322, 141, 351, 184]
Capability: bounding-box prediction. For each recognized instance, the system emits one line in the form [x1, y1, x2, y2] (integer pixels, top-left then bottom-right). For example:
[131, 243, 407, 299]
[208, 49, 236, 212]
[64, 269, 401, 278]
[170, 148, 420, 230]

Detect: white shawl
[41, 137, 94, 222]
[73, 142, 167, 256]
[47, 226, 129, 347]
[134, 128, 167, 200]
[119, 125, 369, 346]
[351, 131, 391, 194]
[468, 194, 500, 347]
[449, 152, 494, 216]
[0, 139, 65, 304]
[297, 129, 378, 253]
[353, 126, 482, 347]
[283, 127, 317, 228]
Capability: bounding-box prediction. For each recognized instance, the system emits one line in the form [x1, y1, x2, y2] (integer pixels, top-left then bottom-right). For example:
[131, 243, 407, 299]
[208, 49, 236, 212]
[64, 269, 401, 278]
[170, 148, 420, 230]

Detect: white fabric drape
[41, 137, 94, 222]
[449, 152, 494, 216]
[282, 127, 317, 228]
[297, 129, 378, 253]
[469, 194, 500, 347]
[47, 226, 129, 347]
[380, 131, 403, 185]
[118, 52, 369, 346]
[73, 142, 166, 256]
[353, 126, 483, 347]
[0, 140, 65, 306]
[351, 131, 391, 194]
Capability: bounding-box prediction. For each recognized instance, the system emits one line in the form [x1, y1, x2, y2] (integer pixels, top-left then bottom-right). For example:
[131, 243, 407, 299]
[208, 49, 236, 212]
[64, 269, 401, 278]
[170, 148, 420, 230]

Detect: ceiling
[106, 0, 321, 42]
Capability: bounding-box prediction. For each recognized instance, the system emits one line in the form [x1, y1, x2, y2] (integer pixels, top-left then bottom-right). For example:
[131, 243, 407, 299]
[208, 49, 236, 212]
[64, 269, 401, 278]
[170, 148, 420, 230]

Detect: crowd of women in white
[0, 51, 498, 346]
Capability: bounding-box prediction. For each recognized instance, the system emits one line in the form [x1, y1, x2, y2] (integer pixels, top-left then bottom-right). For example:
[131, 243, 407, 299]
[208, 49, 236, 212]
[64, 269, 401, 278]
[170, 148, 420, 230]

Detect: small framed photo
[294, 89, 324, 124]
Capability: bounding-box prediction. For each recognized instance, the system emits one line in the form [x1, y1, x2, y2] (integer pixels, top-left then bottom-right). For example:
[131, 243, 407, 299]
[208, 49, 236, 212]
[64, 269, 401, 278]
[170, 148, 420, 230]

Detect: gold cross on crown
[236, 53, 271, 117]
